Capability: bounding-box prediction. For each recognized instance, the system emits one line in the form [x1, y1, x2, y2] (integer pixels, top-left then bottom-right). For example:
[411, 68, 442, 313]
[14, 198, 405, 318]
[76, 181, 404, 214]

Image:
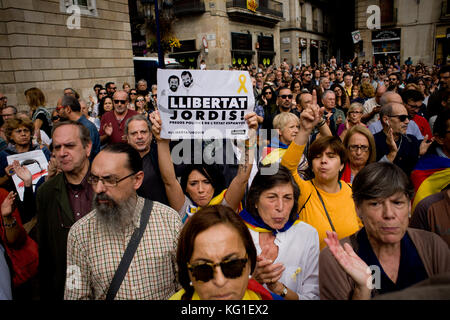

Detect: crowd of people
[0, 56, 449, 301]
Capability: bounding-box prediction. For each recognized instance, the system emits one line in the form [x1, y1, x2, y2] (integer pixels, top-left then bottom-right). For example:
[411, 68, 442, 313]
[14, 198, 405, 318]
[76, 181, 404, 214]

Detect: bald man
[368, 91, 424, 140]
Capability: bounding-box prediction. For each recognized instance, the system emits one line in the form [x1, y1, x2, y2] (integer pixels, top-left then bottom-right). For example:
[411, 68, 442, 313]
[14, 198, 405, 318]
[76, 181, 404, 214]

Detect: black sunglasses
[389, 114, 410, 122]
[187, 257, 248, 282]
[52, 116, 60, 121]
[114, 99, 127, 104]
[280, 94, 293, 99]
[264, 91, 272, 95]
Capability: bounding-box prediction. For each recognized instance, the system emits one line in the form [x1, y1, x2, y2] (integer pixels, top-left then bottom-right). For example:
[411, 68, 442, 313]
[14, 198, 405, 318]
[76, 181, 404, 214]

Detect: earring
[189, 281, 193, 286]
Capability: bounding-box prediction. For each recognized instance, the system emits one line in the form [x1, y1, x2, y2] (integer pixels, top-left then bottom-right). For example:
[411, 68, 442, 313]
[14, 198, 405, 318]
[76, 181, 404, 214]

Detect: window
[60, 0, 98, 17]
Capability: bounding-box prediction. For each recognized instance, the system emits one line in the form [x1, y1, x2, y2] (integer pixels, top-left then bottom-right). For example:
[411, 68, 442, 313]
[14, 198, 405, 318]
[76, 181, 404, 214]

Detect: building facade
[278, 0, 336, 66]
[0, 0, 134, 110]
[355, 0, 449, 66]
[133, 0, 285, 70]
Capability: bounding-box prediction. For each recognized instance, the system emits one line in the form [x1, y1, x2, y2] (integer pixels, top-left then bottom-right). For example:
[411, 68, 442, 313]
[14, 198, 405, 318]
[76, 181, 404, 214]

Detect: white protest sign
[157, 69, 254, 139]
[7, 149, 49, 201]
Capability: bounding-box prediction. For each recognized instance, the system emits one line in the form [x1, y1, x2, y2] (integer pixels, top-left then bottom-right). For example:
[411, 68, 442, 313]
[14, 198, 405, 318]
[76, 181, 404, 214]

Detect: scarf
[169, 279, 275, 300]
[184, 189, 243, 223]
[239, 208, 300, 235]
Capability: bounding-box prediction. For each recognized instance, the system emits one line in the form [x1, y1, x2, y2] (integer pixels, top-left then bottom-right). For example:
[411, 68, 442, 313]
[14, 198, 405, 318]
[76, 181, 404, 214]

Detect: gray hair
[124, 114, 152, 136]
[322, 90, 335, 100]
[352, 162, 414, 207]
[52, 120, 92, 148]
[138, 79, 147, 86]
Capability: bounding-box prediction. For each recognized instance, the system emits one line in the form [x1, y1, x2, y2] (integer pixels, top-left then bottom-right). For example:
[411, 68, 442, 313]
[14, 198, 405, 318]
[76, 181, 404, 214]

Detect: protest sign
[7, 149, 49, 201]
[157, 69, 254, 139]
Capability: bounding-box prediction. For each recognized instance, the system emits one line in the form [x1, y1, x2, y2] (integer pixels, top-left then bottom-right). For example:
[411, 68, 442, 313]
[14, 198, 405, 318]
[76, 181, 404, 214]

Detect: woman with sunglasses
[257, 86, 278, 136]
[240, 165, 320, 300]
[170, 205, 280, 300]
[128, 89, 138, 111]
[341, 125, 376, 184]
[149, 110, 258, 223]
[134, 94, 148, 116]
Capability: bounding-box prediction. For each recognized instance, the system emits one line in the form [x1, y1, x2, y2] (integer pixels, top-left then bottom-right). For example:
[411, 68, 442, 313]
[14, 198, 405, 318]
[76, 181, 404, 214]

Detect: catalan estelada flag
[410, 154, 450, 212]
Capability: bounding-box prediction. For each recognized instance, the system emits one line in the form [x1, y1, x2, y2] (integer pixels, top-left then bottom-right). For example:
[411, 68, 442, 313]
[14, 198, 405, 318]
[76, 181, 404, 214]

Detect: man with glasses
[301, 70, 314, 93]
[64, 143, 181, 300]
[99, 90, 138, 145]
[36, 121, 93, 299]
[374, 102, 431, 176]
[105, 82, 117, 97]
[1, 105, 17, 121]
[402, 89, 432, 138]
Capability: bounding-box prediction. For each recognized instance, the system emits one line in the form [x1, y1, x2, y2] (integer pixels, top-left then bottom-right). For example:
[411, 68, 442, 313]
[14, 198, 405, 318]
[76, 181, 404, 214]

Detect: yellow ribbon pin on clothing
[291, 267, 302, 280]
[237, 74, 248, 94]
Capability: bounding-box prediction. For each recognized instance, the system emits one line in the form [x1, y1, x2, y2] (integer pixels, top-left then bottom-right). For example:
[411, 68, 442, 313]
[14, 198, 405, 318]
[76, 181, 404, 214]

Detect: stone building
[0, 0, 135, 110]
[355, 0, 449, 66]
[278, 0, 337, 66]
[134, 0, 285, 70]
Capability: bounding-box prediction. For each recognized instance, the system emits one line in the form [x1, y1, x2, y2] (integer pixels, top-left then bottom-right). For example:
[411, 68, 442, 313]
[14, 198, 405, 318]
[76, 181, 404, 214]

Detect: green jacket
[36, 173, 85, 300]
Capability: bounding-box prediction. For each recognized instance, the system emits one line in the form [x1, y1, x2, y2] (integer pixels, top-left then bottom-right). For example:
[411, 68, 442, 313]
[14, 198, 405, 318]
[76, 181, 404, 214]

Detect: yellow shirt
[281, 142, 363, 250]
[169, 288, 262, 300]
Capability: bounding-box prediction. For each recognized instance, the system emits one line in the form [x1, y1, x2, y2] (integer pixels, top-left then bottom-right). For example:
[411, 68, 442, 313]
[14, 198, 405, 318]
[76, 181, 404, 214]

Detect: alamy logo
[366, 5, 381, 30]
[66, 5, 81, 30]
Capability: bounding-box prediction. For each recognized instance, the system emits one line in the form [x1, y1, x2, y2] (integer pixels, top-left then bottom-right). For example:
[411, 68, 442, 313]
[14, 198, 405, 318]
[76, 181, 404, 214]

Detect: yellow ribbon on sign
[238, 74, 248, 93]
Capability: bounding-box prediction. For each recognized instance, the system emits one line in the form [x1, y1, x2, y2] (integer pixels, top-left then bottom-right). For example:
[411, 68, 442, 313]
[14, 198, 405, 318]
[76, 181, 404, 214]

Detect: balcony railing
[226, 0, 283, 18]
[173, 0, 205, 16]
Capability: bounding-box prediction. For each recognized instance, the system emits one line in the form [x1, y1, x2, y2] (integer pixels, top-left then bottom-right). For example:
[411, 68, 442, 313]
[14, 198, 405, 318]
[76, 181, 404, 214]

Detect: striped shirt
[64, 197, 182, 300]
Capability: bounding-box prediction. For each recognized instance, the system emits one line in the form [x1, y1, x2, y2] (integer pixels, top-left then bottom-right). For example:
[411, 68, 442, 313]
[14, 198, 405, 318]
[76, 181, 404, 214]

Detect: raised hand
[149, 110, 163, 141]
[1, 191, 17, 218]
[385, 127, 398, 162]
[419, 134, 434, 156]
[103, 122, 113, 136]
[12, 160, 32, 187]
[324, 231, 371, 289]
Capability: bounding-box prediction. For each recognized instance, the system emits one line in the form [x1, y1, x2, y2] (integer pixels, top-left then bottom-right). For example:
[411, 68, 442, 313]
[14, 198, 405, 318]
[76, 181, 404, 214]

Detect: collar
[436, 146, 449, 159]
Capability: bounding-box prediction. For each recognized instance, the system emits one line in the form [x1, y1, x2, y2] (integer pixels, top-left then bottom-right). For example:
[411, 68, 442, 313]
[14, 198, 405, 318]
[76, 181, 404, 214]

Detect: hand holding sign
[149, 111, 163, 142]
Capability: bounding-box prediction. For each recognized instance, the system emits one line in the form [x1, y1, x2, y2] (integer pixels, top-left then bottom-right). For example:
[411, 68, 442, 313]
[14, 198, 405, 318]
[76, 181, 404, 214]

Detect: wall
[0, 0, 134, 110]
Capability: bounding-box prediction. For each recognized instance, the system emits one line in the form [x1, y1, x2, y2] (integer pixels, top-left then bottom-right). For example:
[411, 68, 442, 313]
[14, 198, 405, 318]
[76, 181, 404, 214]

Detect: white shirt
[369, 120, 424, 140]
[249, 221, 320, 300]
[362, 97, 380, 126]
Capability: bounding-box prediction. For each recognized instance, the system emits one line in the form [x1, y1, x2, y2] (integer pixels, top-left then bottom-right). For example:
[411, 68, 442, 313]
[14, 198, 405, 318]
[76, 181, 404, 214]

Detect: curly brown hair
[4, 117, 34, 143]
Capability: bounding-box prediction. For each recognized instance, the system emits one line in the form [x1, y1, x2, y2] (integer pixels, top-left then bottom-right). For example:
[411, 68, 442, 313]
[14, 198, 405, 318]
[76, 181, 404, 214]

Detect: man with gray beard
[64, 143, 181, 300]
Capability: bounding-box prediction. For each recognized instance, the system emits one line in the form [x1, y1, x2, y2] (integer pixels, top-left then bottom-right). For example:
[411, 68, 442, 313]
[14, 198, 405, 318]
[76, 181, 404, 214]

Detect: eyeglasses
[0, 97, 6, 100]
[279, 94, 293, 100]
[264, 91, 272, 95]
[13, 128, 30, 134]
[349, 145, 369, 152]
[187, 257, 248, 282]
[349, 111, 362, 114]
[99, 92, 107, 95]
[152, 94, 157, 98]
[389, 114, 410, 122]
[51, 116, 60, 121]
[136, 98, 145, 102]
[110, 87, 117, 90]
[389, 78, 397, 81]
[114, 99, 127, 104]
[130, 92, 137, 95]
[87, 172, 135, 187]
[304, 73, 312, 77]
